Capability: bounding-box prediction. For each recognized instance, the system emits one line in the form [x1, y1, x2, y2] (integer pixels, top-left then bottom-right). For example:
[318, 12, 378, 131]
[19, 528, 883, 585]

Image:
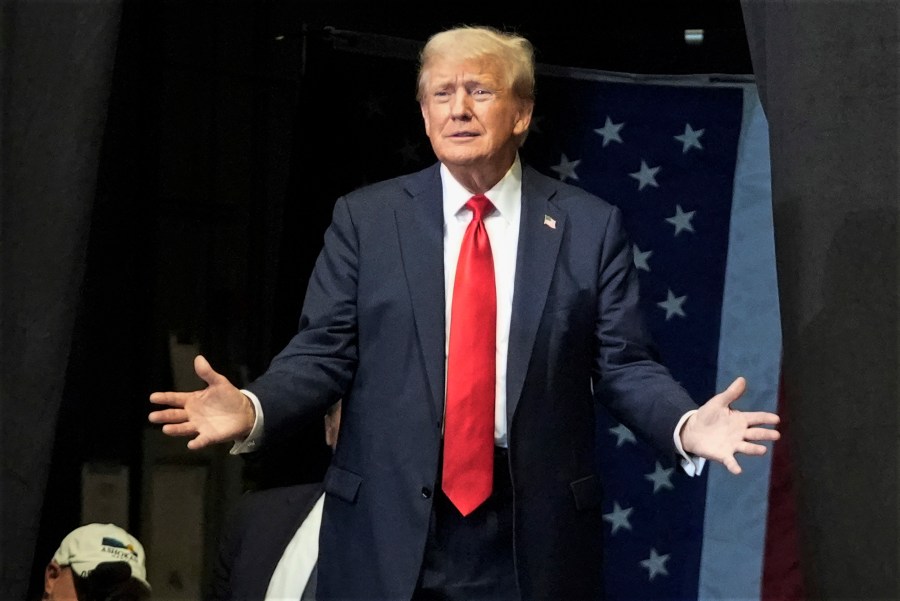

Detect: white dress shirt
[264, 493, 324, 600]
[440, 160, 521, 448]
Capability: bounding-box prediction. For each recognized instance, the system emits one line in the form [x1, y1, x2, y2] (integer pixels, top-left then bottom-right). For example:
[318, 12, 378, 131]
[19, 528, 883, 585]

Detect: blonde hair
[416, 25, 536, 104]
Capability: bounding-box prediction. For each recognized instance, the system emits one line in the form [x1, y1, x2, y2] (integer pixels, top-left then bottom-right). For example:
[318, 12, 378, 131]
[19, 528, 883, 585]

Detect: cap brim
[131, 576, 153, 595]
[122, 577, 152, 597]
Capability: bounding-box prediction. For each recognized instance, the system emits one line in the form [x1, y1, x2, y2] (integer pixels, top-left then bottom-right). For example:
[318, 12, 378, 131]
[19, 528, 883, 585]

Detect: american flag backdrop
[521, 68, 791, 601]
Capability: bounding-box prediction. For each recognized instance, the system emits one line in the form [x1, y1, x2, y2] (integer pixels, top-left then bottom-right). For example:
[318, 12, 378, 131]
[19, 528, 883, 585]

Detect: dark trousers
[413, 447, 518, 601]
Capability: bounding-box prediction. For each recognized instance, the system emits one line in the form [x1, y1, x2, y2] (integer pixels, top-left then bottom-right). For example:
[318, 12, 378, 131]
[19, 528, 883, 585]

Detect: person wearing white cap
[43, 522, 152, 601]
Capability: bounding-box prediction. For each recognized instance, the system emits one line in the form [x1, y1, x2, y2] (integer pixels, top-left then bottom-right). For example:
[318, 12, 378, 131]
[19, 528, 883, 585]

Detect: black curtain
[741, 2, 898, 599]
[0, 1, 122, 598]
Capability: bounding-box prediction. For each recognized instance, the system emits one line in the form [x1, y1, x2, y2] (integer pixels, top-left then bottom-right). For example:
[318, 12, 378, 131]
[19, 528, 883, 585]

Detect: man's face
[45, 561, 150, 601]
[44, 563, 79, 601]
[419, 56, 532, 171]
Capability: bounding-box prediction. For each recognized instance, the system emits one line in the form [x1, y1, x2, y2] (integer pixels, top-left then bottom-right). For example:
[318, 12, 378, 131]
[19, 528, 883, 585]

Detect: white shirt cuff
[229, 389, 264, 455]
[674, 409, 706, 477]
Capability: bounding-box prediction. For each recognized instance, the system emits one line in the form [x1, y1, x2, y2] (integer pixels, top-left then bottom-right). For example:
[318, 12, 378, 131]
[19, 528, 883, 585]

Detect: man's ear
[514, 100, 534, 137]
[44, 560, 62, 593]
[420, 103, 431, 136]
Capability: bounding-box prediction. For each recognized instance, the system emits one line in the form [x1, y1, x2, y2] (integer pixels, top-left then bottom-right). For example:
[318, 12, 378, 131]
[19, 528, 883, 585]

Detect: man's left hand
[680, 376, 781, 475]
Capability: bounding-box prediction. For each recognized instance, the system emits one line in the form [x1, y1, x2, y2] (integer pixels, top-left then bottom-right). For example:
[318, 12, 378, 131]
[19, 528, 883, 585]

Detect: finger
[187, 433, 212, 451]
[161, 422, 199, 437]
[149, 391, 187, 408]
[721, 454, 742, 475]
[745, 427, 781, 442]
[737, 441, 770, 456]
[148, 408, 188, 424]
[743, 411, 781, 427]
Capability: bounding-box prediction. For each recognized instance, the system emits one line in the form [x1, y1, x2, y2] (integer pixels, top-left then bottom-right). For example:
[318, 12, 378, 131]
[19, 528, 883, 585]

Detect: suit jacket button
[421, 487, 432, 499]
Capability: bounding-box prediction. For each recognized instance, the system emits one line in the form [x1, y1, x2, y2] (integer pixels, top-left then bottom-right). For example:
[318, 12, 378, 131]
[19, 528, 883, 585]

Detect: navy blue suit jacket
[207, 483, 323, 601]
[246, 162, 698, 600]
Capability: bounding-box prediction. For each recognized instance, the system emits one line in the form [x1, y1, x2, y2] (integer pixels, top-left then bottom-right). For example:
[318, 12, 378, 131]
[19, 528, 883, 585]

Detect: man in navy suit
[151, 25, 780, 601]
[206, 400, 340, 601]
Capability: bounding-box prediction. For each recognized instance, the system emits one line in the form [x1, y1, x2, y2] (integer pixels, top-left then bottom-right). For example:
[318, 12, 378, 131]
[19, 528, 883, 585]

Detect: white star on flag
[550, 153, 580, 181]
[666, 204, 696, 235]
[632, 245, 652, 271]
[628, 160, 660, 191]
[594, 116, 624, 147]
[603, 501, 634, 535]
[609, 423, 637, 447]
[645, 461, 675, 493]
[657, 289, 687, 320]
[640, 548, 671, 581]
[397, 138, 421, 165]
[674, 123, 705, 153]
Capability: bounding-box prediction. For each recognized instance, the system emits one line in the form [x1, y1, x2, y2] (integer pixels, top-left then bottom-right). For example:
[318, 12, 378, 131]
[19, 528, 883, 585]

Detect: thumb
[712, 376, 746, 408]
[193, 354, 218, 386]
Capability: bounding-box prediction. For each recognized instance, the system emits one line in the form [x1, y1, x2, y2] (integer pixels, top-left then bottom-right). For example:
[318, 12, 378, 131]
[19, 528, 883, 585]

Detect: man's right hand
[148, 354, 255, 450]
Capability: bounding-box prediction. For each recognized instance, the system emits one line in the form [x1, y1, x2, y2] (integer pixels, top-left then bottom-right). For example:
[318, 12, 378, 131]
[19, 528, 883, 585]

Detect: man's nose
[450, 91, 472, 118]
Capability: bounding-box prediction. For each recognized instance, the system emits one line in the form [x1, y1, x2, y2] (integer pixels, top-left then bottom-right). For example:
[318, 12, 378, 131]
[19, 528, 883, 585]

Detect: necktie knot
[466, 194, 493, 222]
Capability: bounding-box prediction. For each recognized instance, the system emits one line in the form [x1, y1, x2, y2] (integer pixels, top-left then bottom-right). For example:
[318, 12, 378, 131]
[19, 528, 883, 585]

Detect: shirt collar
[441, 157, 522, 224]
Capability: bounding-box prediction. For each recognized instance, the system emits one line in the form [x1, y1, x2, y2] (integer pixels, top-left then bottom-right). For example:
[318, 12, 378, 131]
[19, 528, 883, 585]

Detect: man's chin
[434, 152, 486, 169]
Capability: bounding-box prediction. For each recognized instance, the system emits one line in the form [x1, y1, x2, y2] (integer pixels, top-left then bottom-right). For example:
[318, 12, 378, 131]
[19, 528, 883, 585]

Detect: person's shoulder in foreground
[42, 522, 152, 601]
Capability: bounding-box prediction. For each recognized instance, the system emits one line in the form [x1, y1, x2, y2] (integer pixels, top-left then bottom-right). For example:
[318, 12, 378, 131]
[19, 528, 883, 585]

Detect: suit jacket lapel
[395, 165, 446, 421]
[507, 166, 564, 420]
[393, 164, 563, 425]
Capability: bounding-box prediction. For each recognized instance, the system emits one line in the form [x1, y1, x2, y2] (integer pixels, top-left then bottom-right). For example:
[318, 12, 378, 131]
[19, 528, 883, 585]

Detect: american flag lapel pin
[543, 215, 557, 229]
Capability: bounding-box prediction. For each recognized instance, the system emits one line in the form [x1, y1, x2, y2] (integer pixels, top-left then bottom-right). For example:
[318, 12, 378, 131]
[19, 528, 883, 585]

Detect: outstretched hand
[680, 377, 780, 475]
[148, 355, 255, 450]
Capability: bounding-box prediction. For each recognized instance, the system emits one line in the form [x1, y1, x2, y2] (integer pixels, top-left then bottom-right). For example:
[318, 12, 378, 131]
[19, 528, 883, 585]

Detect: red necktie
[442, 194, 496, 516]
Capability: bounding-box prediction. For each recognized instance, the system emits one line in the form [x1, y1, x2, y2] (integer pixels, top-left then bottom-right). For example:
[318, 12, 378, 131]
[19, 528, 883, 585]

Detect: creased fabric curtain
[741, 2, 899, 599]
[0, 1, 122, 598]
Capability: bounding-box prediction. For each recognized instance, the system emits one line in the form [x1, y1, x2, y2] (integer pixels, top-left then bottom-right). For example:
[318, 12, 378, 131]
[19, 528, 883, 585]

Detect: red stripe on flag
[762, 371, 807, 600]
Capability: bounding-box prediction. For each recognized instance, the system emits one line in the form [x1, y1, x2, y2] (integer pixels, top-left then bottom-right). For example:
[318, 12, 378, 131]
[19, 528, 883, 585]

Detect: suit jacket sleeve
[591, 204, 698, 452]
[245, 196, 360, 446]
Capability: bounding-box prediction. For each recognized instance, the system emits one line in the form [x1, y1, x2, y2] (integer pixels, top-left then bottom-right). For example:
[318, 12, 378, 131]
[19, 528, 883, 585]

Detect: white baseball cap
[52, 523, 151, 594]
